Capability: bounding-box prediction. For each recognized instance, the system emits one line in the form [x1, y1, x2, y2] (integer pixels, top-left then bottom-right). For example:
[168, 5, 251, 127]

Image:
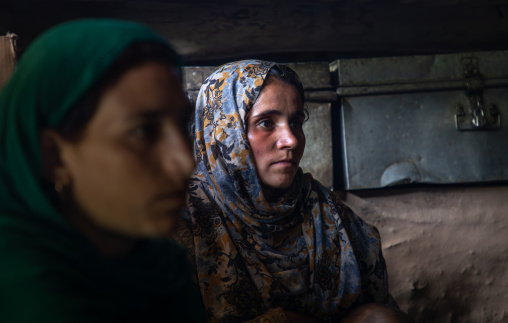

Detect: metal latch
[455, 56, 501, 131]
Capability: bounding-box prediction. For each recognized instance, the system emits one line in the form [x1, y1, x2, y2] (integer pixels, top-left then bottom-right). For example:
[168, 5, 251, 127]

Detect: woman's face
[246, 78, 306, 199]
[54, 61, 194, 238]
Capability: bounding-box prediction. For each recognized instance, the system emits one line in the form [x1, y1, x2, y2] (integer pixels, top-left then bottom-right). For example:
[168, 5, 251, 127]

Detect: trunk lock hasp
[455, 56, 501, 131]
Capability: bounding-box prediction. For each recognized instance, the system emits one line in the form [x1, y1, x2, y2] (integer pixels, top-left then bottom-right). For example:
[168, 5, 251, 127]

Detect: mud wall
[341, 185, 508, 323]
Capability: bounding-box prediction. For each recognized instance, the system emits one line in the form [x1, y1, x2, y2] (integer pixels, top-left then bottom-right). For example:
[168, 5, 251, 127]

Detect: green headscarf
[0, 19, 205, 322]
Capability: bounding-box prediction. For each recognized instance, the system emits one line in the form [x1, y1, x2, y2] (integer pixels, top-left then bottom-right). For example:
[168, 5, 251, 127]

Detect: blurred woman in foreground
[0, 19, 205, 322]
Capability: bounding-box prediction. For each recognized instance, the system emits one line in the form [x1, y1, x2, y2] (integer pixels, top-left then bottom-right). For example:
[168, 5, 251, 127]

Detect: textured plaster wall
[300, 102, 333, 189]
[341, 185, 508, 323]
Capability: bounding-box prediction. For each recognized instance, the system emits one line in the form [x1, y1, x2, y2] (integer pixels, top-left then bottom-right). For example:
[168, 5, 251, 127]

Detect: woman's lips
[272, 160, 297, 167]
[153, 191, 186, 208]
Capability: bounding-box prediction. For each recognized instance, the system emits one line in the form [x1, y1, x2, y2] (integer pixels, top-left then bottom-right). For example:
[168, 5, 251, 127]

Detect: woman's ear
[40, 129, 71, 191]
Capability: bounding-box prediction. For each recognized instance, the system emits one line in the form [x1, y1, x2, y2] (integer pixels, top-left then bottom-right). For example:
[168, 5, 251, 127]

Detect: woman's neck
[61, 201, 137, 258]
[262, 185, 287, 203]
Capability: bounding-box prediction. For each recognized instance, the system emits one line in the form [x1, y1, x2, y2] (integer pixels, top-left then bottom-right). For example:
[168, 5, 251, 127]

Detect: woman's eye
[258, 120, 274, 129]
[290, 120, 304, 130]
[130, 123, 159, 140]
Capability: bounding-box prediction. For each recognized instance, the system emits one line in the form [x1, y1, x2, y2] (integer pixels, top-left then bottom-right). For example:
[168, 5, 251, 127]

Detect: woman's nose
[161, 128, 195, 180]
[276, 125, 298, 149]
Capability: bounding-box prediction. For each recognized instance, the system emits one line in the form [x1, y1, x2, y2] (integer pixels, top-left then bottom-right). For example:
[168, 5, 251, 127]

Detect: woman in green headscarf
[0, 19, 206, 322]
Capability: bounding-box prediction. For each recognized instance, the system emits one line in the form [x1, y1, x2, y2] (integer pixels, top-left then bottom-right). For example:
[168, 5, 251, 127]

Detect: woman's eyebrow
[252, 109, 281, 118]
[293, 111, 306, 118]
[127, 104, 192, 121]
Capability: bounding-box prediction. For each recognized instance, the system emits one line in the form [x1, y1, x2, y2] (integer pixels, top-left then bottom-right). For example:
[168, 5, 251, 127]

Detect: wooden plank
[0, 34, 16, 91]
[2, 2, 508, 63]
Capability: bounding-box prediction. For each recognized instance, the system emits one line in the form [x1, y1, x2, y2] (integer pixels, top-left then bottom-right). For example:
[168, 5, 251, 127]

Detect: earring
[53, 169, 70, 194]
[54, 182, 64, 193]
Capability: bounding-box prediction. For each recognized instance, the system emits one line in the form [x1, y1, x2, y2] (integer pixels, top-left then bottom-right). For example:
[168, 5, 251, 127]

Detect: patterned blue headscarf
[185, 60, 395, 322]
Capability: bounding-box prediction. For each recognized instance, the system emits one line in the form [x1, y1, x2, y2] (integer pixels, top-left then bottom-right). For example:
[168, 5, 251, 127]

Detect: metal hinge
[455, 56, 501, 131]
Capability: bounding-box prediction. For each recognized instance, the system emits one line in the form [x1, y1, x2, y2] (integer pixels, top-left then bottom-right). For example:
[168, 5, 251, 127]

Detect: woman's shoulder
[0, 245, 105, 323]
[305, 176, 382, 240]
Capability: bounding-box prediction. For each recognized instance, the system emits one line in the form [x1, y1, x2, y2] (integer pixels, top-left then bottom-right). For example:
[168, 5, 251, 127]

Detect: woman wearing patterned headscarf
[181, 60, 411, 322]
[0, 19, 206, 322]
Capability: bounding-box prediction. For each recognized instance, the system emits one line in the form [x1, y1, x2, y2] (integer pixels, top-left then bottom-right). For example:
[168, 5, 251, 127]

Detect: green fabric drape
[0, 19, 205, 322]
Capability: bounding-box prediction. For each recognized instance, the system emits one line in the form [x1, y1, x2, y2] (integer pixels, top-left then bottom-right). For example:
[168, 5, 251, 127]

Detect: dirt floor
[341, 185, 508, 323]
